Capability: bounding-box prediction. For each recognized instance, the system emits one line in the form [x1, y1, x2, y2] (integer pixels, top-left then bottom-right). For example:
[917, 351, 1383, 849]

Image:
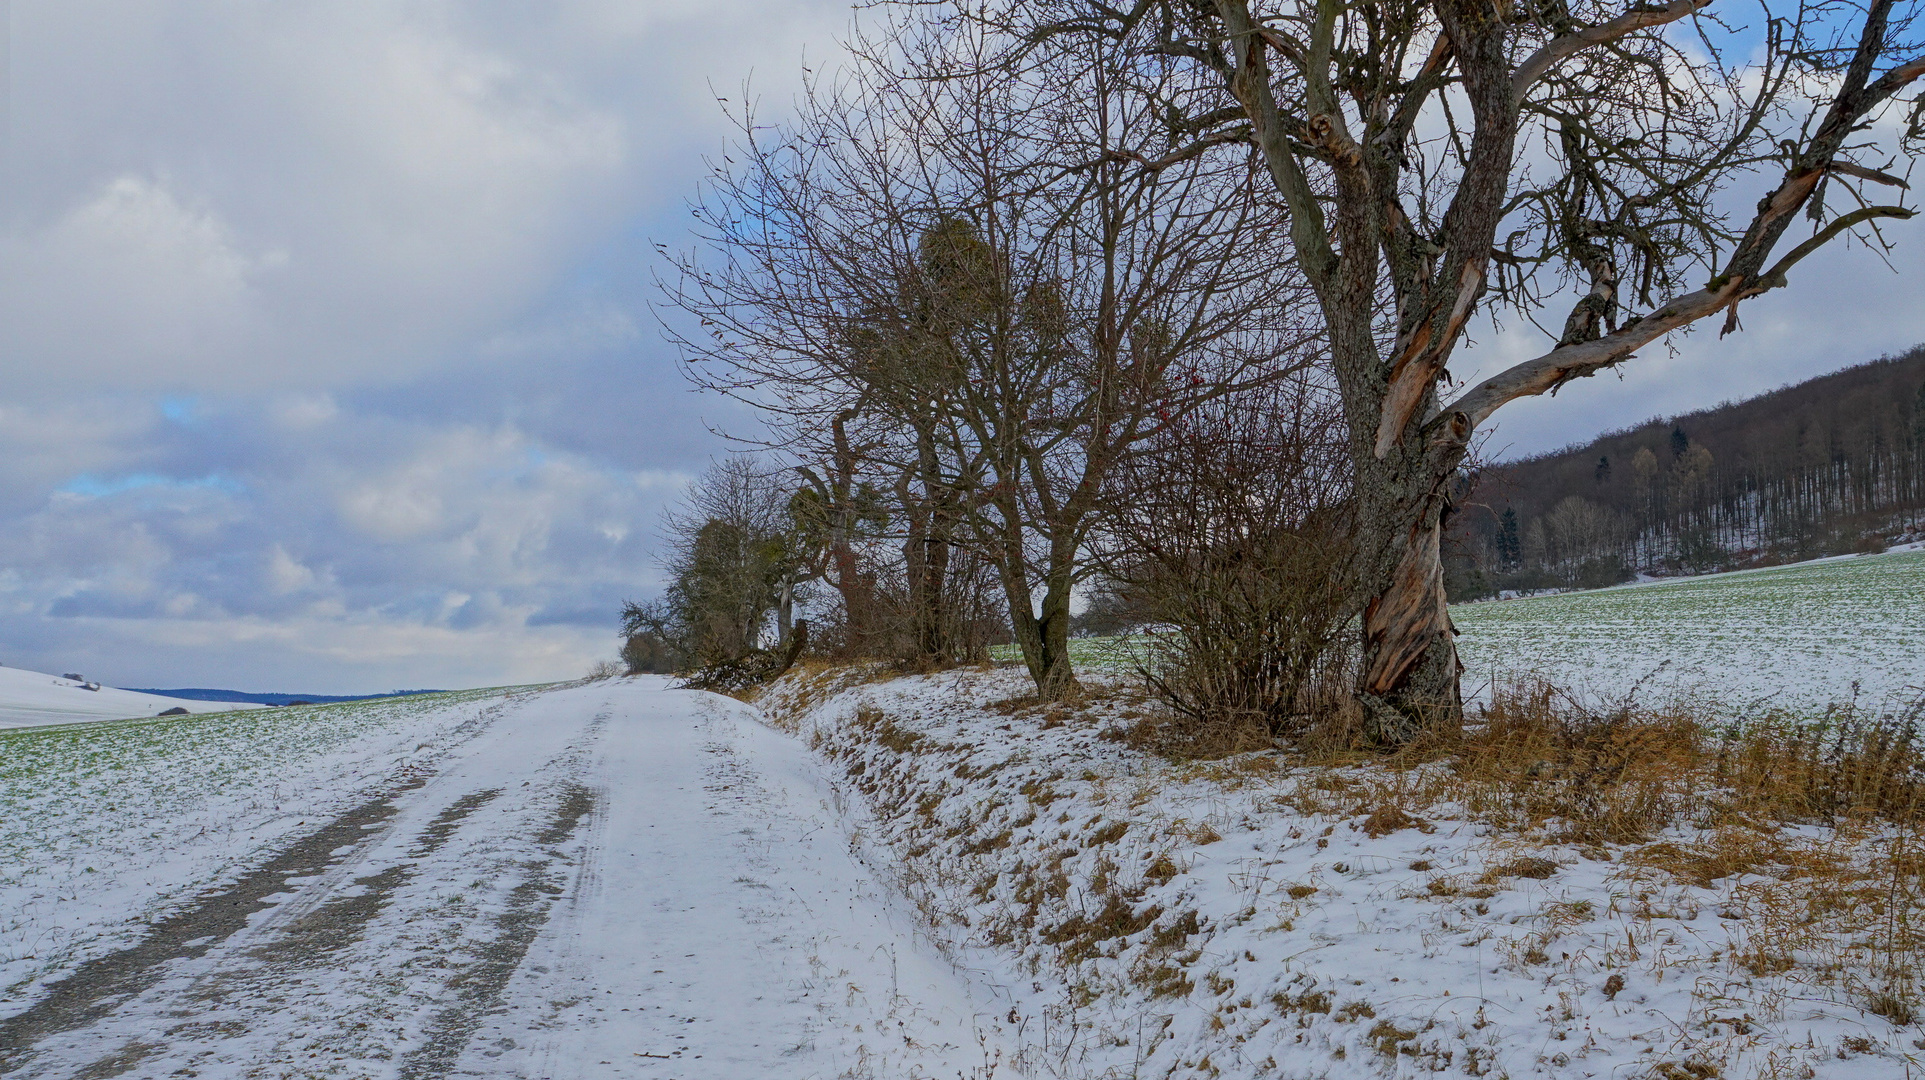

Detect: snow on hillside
[0, 665, 261, 729]
[761, 665, 1925, 1080]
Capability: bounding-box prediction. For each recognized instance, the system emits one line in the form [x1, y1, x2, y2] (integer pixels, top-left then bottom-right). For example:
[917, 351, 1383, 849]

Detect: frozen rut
[0, 681, 1016, 1079]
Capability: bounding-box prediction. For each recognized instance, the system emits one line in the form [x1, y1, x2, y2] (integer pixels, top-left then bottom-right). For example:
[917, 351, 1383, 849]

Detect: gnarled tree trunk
[1000, 548, 1079, 702]
[1353, 459, 1464, 743]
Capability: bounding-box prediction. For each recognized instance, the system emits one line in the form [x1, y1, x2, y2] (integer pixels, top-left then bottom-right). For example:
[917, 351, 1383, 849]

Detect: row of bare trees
[660, 15, 1334, 708]
[649, 0, 1923, 744]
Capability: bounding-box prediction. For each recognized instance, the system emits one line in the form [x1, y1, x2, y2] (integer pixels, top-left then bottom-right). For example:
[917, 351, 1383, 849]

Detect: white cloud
[0, 176, 263, 380]
[0, 0, 854, 689]
[270, 394, 341, 429]
[265, 546, 319, 595]
[0, 0, 847, 393]
[9, 0, 1905, 693]
[0, 397, 691, 690]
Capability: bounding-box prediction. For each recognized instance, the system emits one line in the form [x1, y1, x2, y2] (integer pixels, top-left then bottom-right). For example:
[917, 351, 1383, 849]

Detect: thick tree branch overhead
[1509, 0, 1715, 108]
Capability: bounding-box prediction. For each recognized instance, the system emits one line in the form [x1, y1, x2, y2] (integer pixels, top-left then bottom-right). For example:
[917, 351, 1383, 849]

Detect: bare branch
[1758, 204, 1917, 286]
[1441, 206, 1913, 431]
[1440, 280, 1741, 434]
[1511, 0, 1714, 109]
[1829, 161, 1912, 189]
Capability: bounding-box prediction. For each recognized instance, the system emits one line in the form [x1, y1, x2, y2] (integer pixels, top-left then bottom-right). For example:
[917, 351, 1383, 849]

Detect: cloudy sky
[2, 1, 1919, 693]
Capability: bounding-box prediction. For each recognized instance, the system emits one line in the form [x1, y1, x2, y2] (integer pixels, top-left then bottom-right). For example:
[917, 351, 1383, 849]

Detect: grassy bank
[760, 662, 1925, 1079]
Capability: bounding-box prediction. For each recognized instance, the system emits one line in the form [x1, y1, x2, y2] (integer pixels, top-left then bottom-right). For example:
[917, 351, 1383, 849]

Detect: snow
[0, 663, 260, 729]
[1, 677, 1017, 1079]
[8, 666, 1921, 1079]
[1454, 547, 1925, 718]
[482, 683, 1018, 1079]
[760, 665, 1925, 1079]
[0, 684, 523, 1017]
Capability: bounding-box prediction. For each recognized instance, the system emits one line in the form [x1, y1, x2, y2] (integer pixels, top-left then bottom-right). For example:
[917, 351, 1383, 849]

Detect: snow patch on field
[0, 686, 526, 1009]
[761, 665, 1925, 1079]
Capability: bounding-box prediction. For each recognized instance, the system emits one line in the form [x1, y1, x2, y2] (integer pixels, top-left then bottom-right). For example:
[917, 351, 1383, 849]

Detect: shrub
[1096, 378, 1357, 756]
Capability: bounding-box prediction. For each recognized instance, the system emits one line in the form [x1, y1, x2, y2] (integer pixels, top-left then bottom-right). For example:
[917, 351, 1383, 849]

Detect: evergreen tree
[1497, 508, 1522, 571]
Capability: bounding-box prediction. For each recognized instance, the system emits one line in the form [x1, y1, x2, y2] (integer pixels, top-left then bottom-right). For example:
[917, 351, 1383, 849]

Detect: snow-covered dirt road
[0, 680, 1017, 1080]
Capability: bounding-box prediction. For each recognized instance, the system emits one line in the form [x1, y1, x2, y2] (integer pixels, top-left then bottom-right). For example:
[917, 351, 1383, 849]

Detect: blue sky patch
[60, 473, 246, 499]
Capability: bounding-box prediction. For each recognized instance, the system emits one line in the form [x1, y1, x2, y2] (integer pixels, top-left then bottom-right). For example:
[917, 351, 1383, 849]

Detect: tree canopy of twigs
[660, 12, 1323, 700]
[620, 458, 814, 676]
[1094, 373, 1360, 750]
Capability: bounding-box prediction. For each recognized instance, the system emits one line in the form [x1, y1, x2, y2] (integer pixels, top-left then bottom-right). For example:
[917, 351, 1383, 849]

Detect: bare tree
[662, 13, 1319, 699]
[1003, 0, 1924, 738]
[790, 408, 895, 654]
[644, 457, 809, 668]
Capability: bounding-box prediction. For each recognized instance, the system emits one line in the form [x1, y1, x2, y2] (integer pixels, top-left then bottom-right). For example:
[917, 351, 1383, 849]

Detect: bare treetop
[1000, 0, 1922, 738]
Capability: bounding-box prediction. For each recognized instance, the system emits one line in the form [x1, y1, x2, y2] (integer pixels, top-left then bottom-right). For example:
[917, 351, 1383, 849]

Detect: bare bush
[1098, 377, 1359, 753]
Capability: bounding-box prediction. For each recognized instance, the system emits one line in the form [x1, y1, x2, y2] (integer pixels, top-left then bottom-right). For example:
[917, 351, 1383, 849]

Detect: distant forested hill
[124, 688, 445, 706]
[1449, 346, 1925, 599]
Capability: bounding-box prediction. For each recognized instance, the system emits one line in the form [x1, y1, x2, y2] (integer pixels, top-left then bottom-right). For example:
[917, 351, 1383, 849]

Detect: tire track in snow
[0, 692, 583, 1078]
[398, 784, 598, 1080]
[0, 775, 429, 1074]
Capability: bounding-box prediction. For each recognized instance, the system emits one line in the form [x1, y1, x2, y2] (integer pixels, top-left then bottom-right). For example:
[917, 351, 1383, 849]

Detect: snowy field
[1453, 547, 1925, 717]
[0, 664, 260, 729]
[0, 687, 519, 1023]
[8, 614, 1923, 1078]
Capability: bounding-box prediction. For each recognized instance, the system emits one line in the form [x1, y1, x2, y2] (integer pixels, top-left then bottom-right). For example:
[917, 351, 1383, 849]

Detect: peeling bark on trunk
[1357, 502, 1462, 743]
[1345, 341, 1469, 744]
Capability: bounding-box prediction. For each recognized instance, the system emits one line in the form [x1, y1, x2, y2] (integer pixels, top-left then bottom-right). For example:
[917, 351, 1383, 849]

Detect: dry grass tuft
[1434, 680, 1705, 844]
[1483, 856, 1559, 881]
[783, 662, 1925, 1066]
[1359, 805, 1431, 838]
[1277, 679, 1925, 848]
[1712, 709, 1925, 825]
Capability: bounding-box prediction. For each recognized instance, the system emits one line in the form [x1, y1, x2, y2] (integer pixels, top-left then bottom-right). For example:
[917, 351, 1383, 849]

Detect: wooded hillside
[1451, 347, 1925, 597]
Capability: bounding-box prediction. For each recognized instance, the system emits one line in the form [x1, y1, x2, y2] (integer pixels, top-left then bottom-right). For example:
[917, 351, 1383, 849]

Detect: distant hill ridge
[1449, 345, 1925, 597]
[124, 688, 445, 706]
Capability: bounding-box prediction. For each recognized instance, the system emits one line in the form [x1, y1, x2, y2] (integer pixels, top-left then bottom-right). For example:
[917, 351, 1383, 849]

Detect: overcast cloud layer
[1, 2, 1919, 693]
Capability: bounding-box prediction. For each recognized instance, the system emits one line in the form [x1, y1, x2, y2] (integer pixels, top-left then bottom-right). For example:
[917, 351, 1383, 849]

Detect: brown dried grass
[1273, 679, 1925, 844]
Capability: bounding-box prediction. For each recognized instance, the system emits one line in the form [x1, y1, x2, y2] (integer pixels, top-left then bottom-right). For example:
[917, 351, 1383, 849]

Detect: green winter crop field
[1452, 548, 1925, 717]
[0, 686, 530, 996]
